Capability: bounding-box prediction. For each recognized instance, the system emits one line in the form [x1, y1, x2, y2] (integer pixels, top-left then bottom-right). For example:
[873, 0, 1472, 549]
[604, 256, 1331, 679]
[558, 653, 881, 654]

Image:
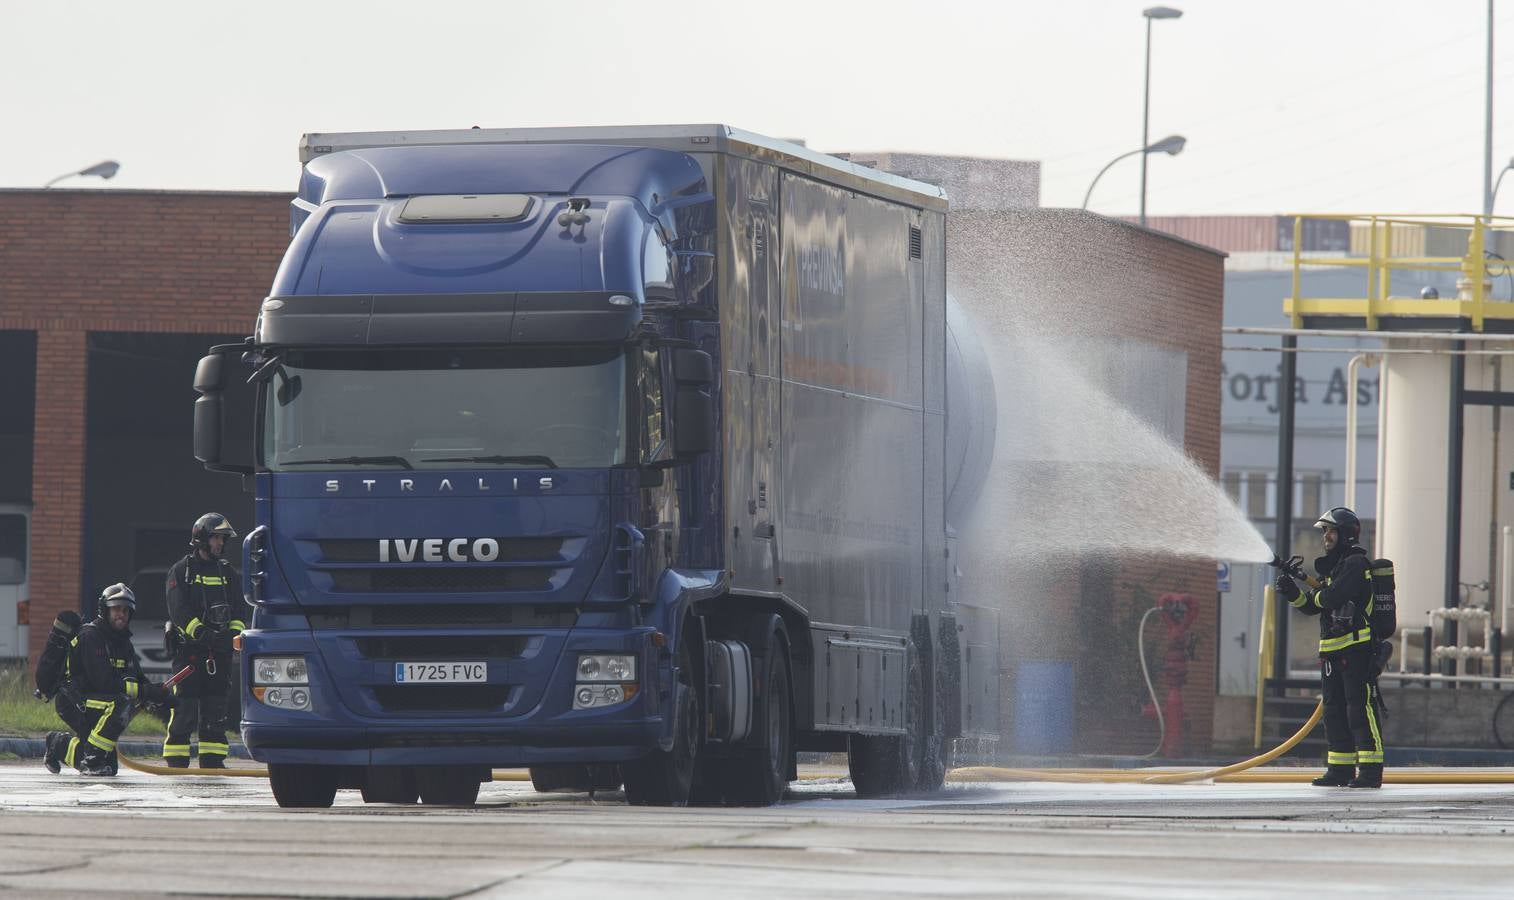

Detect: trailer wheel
[360, 765, 418, 804]
[417, 766, 482, 806]
[268, 763, 338, 808]
[623, 635, 700, 806]
[720, 636, 793, 806]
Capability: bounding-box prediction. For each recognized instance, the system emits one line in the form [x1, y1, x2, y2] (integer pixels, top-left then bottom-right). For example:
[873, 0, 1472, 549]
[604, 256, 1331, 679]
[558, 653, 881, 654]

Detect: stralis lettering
[325, 476, 554, 493]
[379, 538, 501, 563]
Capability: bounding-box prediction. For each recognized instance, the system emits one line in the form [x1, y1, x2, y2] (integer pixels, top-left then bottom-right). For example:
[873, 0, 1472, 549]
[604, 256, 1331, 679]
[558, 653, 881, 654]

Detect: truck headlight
[573, 683, 638, 709]
[255, 685, 312, 711]
[576, 654, 635, 682]
[254, 656, 308, 685]
[573, 654, 638, 708]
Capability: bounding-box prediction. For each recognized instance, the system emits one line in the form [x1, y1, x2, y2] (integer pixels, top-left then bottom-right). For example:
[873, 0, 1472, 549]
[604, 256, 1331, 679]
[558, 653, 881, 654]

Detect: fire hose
[117, 698, 1514, 786]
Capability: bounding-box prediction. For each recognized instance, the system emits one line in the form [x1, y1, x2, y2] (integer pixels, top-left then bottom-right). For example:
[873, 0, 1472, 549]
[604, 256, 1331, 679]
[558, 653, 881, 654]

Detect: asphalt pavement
[6, 762, 1514, 897]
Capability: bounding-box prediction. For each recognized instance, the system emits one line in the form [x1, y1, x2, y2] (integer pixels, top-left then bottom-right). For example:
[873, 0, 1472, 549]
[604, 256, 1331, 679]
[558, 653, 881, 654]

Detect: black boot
[1348, 763, 1383, 788]
[165, 756, 190, 769]
[77, 750, 117, 777]
[199, 756, 226, 770]
[1311, 764, 1355, 787]
[42, 732, 66, 774]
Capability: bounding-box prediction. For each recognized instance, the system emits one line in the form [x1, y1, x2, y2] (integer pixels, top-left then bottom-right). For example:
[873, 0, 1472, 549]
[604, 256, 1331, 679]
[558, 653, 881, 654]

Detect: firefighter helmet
[190, 512, 238, 555]
[1314, 507, 1361, 544]
[98, 583, 136, 621]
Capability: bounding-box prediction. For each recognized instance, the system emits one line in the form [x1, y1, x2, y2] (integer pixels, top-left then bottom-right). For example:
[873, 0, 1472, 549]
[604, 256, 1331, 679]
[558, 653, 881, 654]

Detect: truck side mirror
[194, 348, 253, 476]
[672, 348, 715, 457]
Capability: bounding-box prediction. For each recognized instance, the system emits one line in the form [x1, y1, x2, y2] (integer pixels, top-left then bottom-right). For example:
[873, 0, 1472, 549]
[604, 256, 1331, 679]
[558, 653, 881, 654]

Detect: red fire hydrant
[1142, 592, 1197, 757]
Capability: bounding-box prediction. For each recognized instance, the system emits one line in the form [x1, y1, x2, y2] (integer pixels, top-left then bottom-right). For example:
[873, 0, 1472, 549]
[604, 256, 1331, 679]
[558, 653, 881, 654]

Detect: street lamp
[44, 160, 120, 188]
[1141, 5, 1183, 227]
[1492, 156, 1514, 214]
[1083, 135, 1187, 212]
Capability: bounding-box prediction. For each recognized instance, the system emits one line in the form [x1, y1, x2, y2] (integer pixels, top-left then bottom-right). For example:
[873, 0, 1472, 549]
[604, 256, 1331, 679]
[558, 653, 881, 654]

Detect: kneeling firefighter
[40, 584, 175, 776]
[163, 512, 247, 769]
[1274, 507, 1386, 789]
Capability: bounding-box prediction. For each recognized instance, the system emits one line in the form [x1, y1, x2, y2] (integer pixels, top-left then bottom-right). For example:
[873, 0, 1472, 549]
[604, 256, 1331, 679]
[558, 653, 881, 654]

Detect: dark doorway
[85, 333, 253, 669]
[0, 332, 37, 504]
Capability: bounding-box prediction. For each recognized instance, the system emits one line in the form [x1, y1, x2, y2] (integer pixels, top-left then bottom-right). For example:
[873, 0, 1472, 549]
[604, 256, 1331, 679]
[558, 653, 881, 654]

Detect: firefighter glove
[1274, 573, 1299, 599]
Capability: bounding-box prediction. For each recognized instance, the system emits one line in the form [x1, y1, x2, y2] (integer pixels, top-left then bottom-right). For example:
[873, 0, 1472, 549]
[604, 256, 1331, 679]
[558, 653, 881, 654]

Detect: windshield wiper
[282, 455, 414, 470]
[419, 454, 558, 468]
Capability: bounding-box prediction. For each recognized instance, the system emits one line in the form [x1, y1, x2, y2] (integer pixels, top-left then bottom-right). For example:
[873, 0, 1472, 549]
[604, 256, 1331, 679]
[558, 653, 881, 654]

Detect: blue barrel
[1012, 660, 1075, 754]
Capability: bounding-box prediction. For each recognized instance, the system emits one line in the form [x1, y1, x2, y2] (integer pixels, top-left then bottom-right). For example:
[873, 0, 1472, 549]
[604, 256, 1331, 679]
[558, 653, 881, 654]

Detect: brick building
[0, 189, 290, 665]
[945, 209, 1226, 755]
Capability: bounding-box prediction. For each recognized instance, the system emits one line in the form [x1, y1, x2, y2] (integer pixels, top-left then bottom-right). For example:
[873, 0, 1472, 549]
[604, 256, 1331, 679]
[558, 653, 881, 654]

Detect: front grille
[370, 732, 520, 748]
[318, 537, 565, 563]
[354, 635, 530, 659]
[327, 567, 554, 593]
[371, 684, 514, 712]
[308, 605, 577, 629]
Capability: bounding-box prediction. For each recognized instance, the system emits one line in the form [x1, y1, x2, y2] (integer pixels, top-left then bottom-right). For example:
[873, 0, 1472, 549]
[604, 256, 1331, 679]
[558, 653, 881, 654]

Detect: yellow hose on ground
[949, 699, 1325, 784]
[117, 752, 268, 778]
[115, 696, 1514, 787]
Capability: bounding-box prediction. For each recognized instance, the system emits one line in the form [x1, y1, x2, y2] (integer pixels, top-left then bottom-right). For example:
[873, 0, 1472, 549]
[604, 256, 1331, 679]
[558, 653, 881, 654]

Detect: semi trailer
[191, 125, 1001, 807]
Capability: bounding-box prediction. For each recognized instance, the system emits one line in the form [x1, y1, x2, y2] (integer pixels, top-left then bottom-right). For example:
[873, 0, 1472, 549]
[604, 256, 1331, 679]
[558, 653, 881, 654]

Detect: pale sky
[8, 0, 1511, 216]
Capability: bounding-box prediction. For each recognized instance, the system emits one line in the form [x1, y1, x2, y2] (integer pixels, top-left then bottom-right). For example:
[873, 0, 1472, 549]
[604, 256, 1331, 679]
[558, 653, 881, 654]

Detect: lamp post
[1141, 5, 1182, 227]
[44, 160, 120, 188]
[1492, 157, 1514, 214]
[1083, 135, 1187, 212]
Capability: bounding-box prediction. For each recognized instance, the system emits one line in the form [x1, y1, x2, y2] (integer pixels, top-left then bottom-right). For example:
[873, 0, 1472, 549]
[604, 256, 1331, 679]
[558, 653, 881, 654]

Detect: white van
[0, 504, 30, 660]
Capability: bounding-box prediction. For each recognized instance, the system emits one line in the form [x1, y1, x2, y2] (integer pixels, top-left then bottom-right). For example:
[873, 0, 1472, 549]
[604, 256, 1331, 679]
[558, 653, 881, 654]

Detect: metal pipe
[1486, 0, 1496, 217]
[1345, 354, 1377, 509]
[1503, 526, 1513, 636]
[1140, 16, 1152, 227]
[1253, 585, 1275, 749]
[1377, 350, 1390, 564]
[1272, 334, 1298, 688]
[1225, 326, 1514, 342]
[1224, 345, 1514, 356]
[1447, 342, 1467, 679]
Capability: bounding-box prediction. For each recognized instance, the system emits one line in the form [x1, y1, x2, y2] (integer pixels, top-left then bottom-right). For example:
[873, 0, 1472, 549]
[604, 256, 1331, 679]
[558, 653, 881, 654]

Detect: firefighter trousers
[1320, 642, 1384, 768]
[55, 690, 134, 769]
[164, 684, 230, 762]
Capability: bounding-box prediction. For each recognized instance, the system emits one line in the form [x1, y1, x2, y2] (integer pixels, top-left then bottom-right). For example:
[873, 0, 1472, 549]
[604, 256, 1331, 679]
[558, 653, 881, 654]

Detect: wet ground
[5, 762, 1514, 897]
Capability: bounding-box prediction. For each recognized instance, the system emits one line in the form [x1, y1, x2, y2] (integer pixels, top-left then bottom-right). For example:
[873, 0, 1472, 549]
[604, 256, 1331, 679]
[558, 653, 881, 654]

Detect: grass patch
[0, 662, 167, 738]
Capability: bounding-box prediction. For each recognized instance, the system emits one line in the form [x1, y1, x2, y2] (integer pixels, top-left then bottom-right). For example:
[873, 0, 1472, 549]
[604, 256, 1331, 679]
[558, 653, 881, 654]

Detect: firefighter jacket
[1287, 543, 1373, 656]
[68, 619, 154, 703]
[166, 552, 248, 650]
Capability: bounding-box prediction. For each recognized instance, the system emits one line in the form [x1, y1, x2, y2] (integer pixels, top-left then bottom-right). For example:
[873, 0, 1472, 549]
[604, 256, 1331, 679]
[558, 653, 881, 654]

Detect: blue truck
[192, 125, 1001, 807]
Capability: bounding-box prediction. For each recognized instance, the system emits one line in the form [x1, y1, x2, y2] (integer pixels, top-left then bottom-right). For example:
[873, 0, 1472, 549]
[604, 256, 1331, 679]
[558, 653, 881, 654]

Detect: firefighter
[1275, 507, 1384, 789]
[164, 512, 248, 769]
[42, 584, 173, 776]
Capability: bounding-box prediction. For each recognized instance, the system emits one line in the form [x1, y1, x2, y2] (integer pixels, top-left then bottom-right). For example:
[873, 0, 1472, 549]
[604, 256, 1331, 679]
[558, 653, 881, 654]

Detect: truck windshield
[262, 347, 627, 470]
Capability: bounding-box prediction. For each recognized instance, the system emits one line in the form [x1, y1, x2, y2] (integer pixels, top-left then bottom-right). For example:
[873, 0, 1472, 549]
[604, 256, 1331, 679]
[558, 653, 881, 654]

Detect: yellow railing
[1284, 213, 1514, 332]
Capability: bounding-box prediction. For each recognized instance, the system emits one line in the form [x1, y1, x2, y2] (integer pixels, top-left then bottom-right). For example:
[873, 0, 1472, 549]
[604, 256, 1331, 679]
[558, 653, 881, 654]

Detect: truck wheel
[720, 637, 793, 806]
[623, 637, 700, 806]
[417, 766, 482, 806]
[360, 765, 418, 804]
[268, 763, 338, 808]
[530, 764, 622, 794]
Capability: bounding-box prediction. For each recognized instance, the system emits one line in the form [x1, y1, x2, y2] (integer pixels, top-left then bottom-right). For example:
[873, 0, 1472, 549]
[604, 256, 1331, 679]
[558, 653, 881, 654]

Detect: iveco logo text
[379, 538, 502, 563]
[324, 476, 554, 493]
